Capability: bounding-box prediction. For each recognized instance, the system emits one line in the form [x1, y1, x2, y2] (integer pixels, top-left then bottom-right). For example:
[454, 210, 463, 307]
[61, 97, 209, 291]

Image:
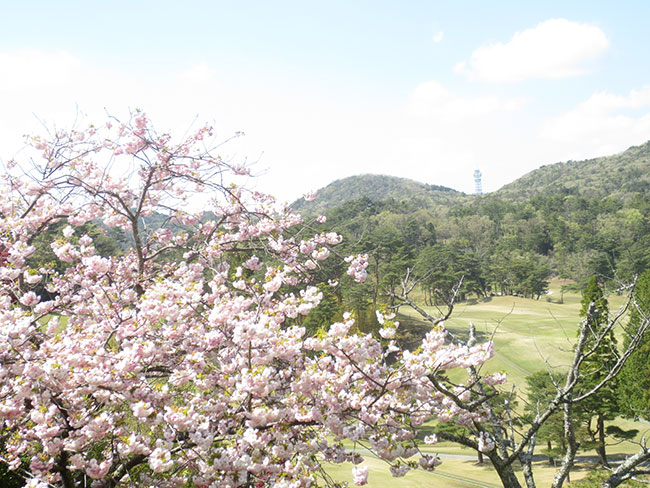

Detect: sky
[1, 1, 650, 203]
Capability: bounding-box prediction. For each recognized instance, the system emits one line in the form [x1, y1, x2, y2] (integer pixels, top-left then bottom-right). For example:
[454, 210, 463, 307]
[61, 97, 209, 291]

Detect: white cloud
[456, 18, 609, 82]
[177, 61, 217, 84]
[0, 50, 541, 200]
[0, 49, 400, 202]
[4, 49, 647, 204]
[433, 31, 444, 43]
[453, 61, 466, 74]
[392, 80, 538, 194]
[0, 50, 83, 90]
[573, 88, 650, 114]
[408, 80, 526, 121]
[0, 50, 124, 158]
[0, 51, 528, 200]
[540, 87, 650, 157]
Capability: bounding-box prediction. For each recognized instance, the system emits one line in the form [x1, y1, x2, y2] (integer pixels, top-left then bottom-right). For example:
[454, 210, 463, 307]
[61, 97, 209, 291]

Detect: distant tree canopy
[22, 161, 650, 315]
[294, 142, 650, 301]
[307, 168, 650, 304]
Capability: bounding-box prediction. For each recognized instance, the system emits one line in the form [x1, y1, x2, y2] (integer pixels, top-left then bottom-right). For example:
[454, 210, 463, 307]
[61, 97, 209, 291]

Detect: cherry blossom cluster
[344, 254, 368, 283]
[0, 113, 498, 487]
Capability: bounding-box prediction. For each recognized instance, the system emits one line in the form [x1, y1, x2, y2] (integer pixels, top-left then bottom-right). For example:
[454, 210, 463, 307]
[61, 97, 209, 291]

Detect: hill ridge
[291, 174, 464, 215]
[292, 140, 650, 213]
[495, 140, 650, 199]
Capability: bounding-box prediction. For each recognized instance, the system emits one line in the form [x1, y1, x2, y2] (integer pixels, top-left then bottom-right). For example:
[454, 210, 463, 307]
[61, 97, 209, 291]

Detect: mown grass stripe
[431, 469, 501, 488]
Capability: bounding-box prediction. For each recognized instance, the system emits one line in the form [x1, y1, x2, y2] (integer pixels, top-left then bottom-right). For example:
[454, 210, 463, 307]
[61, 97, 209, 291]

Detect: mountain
[291, 174, 464, 216]
[291, 140, 650, 215]
[495, 141, 650, 200]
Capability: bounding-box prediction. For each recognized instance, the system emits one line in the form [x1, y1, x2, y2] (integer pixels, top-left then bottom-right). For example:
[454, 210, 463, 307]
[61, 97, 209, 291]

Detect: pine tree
[525, 371, 566, 465]
[576, 276, 619, 467]
[619, 270, 650, 420]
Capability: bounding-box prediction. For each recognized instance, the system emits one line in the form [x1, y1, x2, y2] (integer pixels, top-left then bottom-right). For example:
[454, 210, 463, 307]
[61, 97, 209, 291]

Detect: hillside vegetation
[291, 174, 464, 216]
[287, 141, 650, 486]
[295, 141, 650, 214]
[497, 141, 650, 200]
[296, 141, 650, 314]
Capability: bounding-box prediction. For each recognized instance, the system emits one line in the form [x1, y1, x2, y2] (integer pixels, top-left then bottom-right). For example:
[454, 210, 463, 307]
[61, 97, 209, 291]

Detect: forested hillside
[291, 174, 464, 215]
[299, 141, 650, 321]
[497, 140, 650, 200]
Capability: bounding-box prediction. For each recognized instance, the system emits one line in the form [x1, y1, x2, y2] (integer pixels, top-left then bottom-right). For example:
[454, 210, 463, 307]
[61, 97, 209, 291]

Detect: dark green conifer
[619, 270, 650, 420]
[576, 276, 618, 467]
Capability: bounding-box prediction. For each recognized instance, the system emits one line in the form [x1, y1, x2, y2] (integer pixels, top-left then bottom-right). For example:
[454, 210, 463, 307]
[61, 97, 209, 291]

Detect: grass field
[326, 279, 647, 487]
[324, 454, 598, 488]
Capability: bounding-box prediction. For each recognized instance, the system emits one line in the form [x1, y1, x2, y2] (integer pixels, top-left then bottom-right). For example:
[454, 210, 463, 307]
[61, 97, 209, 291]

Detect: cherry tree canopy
[0, 113, 496, 488]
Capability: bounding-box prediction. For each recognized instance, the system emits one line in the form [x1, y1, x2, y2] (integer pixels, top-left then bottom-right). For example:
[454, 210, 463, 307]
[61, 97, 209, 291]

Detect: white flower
[477, 432, 495, 453]
[424, 434, 438, 445]
[389, 464, 409, 477]
[149, 447, 173, 473]
[352, 465, 368, 485]
[419, 454, 442, 471]
[379, 327, 396, 339]
[25, 479, 49, 488]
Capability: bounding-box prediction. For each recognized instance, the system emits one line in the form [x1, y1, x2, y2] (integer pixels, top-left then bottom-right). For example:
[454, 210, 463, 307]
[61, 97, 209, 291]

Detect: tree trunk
[521, 455, 536, 488]
[490, 456, 524, 488]
[551, 402, 578, 488]
[596, 414, 610, 467]
[547, 440, 554, 465]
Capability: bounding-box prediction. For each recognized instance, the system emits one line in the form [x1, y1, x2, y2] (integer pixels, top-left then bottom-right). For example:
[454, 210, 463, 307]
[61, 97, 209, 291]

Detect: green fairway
[326, 280, 647, 487]
[401, 279, 631, 392]
[323, 450, 597, 487]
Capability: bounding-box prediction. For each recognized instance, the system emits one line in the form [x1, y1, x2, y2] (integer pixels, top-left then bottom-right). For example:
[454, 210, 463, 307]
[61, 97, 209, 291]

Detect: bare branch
[389, 272, 463, 328]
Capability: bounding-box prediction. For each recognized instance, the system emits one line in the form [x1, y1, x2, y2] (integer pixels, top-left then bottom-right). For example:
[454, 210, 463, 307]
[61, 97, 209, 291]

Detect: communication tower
[473, 170, 483, 195]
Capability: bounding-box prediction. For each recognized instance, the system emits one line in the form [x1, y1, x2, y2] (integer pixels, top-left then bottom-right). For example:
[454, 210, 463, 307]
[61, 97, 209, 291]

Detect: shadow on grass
[397, 311, 490, 351]
[465, 296, 495, 305]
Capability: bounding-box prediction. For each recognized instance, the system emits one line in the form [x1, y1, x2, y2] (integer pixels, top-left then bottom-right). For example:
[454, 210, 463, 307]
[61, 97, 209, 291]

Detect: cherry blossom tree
[388, 271, 650, 488]
[0, 113, 497, 488]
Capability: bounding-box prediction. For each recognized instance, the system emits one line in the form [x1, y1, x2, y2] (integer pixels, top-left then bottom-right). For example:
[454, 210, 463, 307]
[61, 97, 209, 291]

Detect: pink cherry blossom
[345, 253, 369, 283]
[149, 447, 173, 473]
[478, 432, 496, 452]
[352, 465, 369, 485]
[19, 291, 40, 307]
[0, 112, 498, 488]
[484, 371, 507, 386]
[419, 454, 442, 471]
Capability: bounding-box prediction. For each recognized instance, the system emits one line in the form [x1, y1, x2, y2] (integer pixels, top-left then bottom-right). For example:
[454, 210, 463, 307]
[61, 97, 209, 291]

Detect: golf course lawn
[326, 279, 647, 487]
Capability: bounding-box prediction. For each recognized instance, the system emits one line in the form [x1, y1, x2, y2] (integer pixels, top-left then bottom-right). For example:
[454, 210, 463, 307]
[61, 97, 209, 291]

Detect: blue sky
[2, 1, 649, 201]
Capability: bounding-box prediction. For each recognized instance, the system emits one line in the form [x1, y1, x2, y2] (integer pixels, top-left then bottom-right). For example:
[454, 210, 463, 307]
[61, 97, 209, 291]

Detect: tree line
[310, 189, 650, 310]
[2, 113, 650, 488]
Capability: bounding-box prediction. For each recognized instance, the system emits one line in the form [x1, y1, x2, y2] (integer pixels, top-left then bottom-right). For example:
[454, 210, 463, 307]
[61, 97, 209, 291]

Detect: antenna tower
[473, 170, 483, 195]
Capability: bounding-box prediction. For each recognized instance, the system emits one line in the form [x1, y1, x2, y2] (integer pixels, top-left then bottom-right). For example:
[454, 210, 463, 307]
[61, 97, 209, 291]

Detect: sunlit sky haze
[1, 1, 650, 203]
